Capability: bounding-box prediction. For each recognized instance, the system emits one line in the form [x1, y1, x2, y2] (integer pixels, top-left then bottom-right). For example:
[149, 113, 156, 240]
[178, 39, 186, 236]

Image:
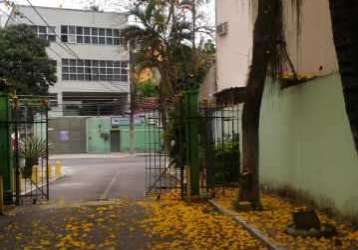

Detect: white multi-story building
[7, 5, 130, 116]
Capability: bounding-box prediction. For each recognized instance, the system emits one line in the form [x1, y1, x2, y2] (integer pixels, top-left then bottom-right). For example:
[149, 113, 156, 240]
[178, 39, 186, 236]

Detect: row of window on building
[61, 25, 124, 46]
[30, 25, 125, 46]
[30, 25, 56, 42]
[61, 59, 128, 82]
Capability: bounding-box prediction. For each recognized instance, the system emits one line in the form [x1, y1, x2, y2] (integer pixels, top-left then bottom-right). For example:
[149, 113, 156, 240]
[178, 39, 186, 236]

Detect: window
[99, 36, 105, 44]
[76, 27, 83, 35]
[48, 93, 58, 107]
[60, 25, 124, 46]
[61, 35, 68, 43]
[61, 58, 129, 82]
[31, 25, 57, 42]
[61, 26, 68, 33]
[61, 25, 76, 43]
[84, 27, 90, 35]
[84, 36, 91, 44]
[39, 26, 46, 33]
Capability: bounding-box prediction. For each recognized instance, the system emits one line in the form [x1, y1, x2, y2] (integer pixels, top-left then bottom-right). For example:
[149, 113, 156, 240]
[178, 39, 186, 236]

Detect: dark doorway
[111, 130, 121, 152]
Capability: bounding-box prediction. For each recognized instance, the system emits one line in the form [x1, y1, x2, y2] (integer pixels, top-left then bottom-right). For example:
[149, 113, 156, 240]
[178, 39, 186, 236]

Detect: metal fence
[200, 105, 241, 192]
[144, 109, 185, 198]
[10, 96, 49, 205]
[144, 96, 241, 199]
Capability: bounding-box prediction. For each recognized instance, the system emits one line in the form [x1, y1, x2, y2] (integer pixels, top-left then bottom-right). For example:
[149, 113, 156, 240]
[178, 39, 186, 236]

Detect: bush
[136, 80, 159, 97]
[210, 140, 241, 185]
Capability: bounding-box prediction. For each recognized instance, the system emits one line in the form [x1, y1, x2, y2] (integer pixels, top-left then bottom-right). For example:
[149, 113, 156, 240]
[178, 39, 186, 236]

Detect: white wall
[283, 0, 339, 76]
[216, 0, 253, 92]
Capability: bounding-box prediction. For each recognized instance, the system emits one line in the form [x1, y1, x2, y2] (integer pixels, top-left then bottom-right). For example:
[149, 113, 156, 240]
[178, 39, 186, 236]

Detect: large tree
[122, 0, 214, 118]
[240, 0, 287, 208]
[0, 24, 57, 95]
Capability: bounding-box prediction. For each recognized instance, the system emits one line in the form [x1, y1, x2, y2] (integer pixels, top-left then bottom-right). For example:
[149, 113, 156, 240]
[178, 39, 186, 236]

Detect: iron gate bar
[13, 99, 20, 205]
[145, 100, 242, 199]
[10, 96, 50, 205]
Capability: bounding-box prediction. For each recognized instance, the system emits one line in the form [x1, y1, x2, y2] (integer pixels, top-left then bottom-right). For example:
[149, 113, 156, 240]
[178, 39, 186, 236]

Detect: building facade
[7, 5, 130, 117]
[214, 0, 358, 219]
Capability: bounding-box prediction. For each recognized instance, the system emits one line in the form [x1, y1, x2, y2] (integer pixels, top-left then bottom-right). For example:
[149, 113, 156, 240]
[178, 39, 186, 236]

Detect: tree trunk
[240, 0, 283, 208]
[329, 0, 358, 150]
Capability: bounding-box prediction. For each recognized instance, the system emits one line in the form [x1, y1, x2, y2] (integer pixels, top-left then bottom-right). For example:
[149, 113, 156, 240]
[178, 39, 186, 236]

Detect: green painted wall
[260, 74, 358, 218]
[87, 117, 111, 154]
[86, 117, 160, 153]
[119, 123, 161, 152]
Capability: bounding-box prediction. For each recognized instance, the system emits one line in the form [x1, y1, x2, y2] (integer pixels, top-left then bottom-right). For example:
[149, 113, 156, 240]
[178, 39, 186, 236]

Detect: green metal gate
[0, 94, 50, 205]
[145, 92, 242, 199]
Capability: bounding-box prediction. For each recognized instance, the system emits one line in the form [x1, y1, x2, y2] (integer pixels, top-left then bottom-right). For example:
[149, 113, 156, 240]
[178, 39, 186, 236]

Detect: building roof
[15, 4, 129, 16]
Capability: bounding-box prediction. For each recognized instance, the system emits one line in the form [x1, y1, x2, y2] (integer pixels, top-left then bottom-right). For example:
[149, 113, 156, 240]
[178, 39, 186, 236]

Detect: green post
[0, 92, 12, 204]
[184, 90, 200, 196]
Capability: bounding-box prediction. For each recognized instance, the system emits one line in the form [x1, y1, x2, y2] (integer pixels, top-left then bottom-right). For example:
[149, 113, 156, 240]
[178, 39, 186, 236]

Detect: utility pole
[129, 41, 135, 154]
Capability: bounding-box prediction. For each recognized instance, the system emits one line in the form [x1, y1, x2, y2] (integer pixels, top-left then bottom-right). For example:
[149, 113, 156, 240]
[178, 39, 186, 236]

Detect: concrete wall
[49, 117, 87, 154]
[283, 0, 339, 76]
[260, 74, 358, 218]
[216, 0, 253, 92]
[214, 0, 358, 219]
[86, 117, 157, 154]
[49, 116, 156, 154]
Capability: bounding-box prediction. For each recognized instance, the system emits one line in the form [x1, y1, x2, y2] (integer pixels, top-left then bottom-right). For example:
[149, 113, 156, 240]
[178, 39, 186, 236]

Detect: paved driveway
[49, 154, 146, 203]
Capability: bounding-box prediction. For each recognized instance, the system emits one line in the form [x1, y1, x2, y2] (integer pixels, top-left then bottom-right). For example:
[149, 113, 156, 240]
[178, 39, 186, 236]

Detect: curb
[49, 153, 135, 160]
[208, 200, 286, 250]
[21, 174, 66, 196]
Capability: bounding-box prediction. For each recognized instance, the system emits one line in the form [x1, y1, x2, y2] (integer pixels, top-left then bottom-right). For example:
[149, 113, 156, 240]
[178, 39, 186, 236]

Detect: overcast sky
[1, 0, 215, 34]
[3, 0, 214, 17]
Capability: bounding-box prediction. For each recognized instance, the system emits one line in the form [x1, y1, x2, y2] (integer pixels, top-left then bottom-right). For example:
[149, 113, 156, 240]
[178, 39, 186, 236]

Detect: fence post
[0, 92, 13, 204]
[0, 176, 4, 215]
[184, 90, 200, 197]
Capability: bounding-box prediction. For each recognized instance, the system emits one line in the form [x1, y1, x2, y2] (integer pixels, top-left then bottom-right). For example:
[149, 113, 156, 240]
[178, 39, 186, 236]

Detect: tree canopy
[0, 24, 57, 95]
[122, 0, 215, 101]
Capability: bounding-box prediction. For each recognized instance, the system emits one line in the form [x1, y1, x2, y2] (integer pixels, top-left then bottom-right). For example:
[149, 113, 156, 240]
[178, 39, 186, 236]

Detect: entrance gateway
[0, 93, 242, 203]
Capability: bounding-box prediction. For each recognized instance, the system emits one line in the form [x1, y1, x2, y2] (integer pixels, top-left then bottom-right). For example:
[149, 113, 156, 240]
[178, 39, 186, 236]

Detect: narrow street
[49, 154, 146, 203]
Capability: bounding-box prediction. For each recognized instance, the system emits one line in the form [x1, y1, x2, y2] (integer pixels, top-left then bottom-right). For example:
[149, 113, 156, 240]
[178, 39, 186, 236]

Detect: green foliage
[19, 136, 47, 178]
[136, 80, 159, 97]
[211, 138, 241, 185]
[19, 136, 47, 160]
[0, 24, 57, 95]
[123, 0, 215, 99]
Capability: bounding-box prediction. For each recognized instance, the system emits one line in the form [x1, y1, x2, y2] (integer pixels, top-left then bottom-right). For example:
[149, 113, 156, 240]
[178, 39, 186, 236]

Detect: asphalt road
[49, 155, 147, 203]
